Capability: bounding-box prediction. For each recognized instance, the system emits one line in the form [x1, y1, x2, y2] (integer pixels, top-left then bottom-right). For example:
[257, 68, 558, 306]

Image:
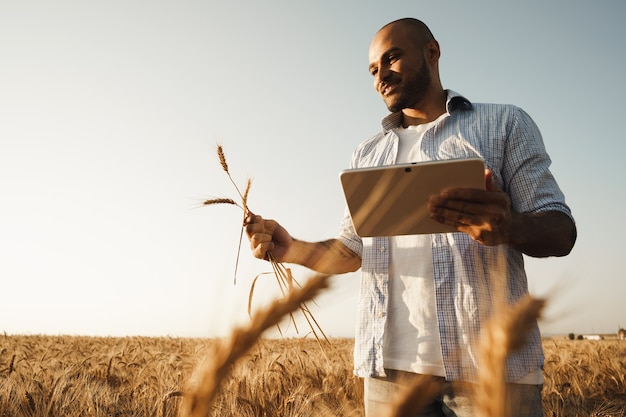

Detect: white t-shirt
[383, 120, 446, 377]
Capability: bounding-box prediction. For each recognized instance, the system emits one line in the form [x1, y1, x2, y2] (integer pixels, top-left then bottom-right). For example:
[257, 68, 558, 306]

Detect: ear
[424, 39, 440, 63]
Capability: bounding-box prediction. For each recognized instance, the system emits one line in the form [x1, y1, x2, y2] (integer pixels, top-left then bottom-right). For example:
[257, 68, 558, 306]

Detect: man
[246, 18, 576, 417]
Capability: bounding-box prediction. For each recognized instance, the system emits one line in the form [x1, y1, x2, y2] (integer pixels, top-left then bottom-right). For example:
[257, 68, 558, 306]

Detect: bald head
[378, 18, 436, 48]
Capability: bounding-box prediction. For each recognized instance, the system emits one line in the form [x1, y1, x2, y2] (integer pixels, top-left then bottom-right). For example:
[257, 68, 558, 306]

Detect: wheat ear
[216, 145, 249, 214]
[179, 273, 331, 417]
[474, 295, 546, 417]
[202, 198, 240, 207]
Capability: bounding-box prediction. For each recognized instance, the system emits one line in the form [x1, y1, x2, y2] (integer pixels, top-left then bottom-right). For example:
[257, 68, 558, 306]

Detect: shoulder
[459, 98, 532, 122]
[465, 101, 526, 118]
[456, 101, 539, 134]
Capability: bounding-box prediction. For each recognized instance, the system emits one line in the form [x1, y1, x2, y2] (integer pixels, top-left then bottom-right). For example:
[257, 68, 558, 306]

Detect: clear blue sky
[1, 1, 624, 338]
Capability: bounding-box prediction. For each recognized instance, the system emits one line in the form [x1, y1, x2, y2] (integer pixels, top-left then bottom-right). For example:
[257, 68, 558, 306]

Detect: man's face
[368, 24, 432, 113]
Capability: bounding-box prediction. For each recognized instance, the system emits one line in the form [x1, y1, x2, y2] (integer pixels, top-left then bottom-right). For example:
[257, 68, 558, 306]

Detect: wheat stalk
[178, 273, 331, 417]
[264, 251, 332, 360]
[210, 145, 252, 285]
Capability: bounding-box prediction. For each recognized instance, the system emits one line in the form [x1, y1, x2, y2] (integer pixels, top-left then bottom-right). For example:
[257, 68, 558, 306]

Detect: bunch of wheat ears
[202, 146, 330, 346]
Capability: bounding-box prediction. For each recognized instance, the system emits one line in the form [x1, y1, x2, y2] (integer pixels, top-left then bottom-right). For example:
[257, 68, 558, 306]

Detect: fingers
[428, 186, 512, 246]
[244, 214, 276, 260]
[430, 187, 505, 204]
[244, 214, 263, 237]
[251, 240, 274, 260]
[429, 198, 506, 225]
[429, 199, 506, 231]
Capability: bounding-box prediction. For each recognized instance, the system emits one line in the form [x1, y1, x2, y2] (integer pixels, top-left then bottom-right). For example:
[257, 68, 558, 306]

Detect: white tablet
[339, 158, 485, 237]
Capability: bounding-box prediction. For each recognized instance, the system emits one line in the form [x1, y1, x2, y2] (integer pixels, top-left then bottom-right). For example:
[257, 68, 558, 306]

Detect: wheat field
[0, 333, 624, 417]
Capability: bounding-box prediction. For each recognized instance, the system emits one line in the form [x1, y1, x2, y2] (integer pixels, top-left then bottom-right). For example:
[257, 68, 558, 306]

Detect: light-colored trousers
[364, 370, 543, 417]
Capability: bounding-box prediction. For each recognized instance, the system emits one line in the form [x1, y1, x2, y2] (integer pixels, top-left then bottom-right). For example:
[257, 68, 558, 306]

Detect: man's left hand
[427, 169, 513, 245]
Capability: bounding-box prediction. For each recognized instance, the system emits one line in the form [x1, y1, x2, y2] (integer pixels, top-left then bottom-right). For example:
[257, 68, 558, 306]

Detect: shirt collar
[381, 90, 472, 133]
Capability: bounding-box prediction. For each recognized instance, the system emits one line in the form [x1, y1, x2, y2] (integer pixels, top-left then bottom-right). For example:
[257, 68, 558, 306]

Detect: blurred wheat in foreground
[474, 295, 546, 417]
[179, 273, 331, 417]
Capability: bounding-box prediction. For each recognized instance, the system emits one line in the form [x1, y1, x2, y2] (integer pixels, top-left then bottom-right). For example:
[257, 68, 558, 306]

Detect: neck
[401, 89, 447, 127]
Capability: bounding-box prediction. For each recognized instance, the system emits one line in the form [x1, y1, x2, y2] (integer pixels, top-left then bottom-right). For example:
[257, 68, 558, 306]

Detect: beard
[384, 60, 432, 113]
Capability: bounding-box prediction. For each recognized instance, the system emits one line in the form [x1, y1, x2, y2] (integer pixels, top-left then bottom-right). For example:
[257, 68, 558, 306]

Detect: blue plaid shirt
[337, 91, 573, 382]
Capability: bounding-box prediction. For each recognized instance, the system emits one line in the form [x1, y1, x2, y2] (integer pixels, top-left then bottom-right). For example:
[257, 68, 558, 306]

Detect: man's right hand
[244, 214, 293, 262]
[245, 214, 361, 274]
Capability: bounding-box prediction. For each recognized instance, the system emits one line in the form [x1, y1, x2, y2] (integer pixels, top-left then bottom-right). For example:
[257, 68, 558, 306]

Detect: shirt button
[378, 312, 386, 318]
[379, 246, 386, 252]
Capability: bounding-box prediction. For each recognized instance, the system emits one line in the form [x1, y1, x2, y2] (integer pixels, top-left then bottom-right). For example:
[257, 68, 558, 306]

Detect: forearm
[508, 211, 577, 257]
[285, 238, 362, 274]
